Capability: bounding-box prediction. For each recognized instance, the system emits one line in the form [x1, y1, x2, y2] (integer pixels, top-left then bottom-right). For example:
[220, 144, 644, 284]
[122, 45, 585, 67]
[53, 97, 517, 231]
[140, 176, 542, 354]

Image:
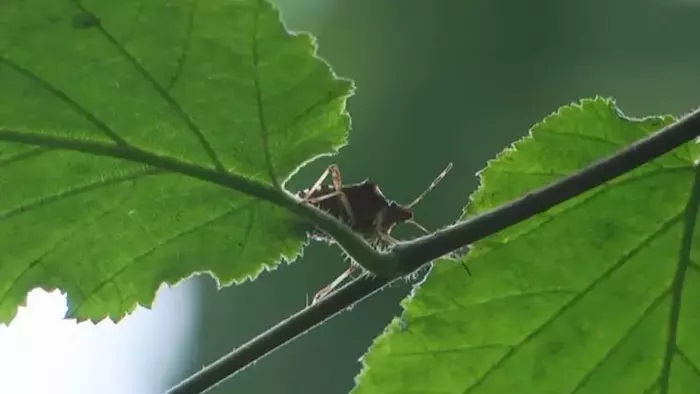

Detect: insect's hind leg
[311, 263, 358, 304]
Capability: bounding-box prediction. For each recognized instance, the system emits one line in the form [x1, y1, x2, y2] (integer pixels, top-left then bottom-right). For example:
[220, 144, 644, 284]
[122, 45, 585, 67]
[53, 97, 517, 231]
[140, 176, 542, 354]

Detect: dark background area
[171, 1, 700, 393]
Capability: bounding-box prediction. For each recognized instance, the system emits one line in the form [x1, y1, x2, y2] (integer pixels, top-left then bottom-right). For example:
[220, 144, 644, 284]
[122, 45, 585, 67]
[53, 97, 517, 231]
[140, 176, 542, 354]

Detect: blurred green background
[169, 0, 700, 393]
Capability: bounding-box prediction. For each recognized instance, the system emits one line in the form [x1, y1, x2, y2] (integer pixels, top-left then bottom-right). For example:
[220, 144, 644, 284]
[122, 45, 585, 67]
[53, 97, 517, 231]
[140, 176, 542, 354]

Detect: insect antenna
[406, 163, 452, 234]
[404, 162, 472, 275]
[402, 162, 454, 234]
[407, 162, 454, 208]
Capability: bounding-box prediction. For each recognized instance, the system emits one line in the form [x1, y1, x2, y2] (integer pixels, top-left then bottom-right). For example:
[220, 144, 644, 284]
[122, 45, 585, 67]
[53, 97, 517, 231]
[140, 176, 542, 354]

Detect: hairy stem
[166, 276, 387, 394]
[391, 107, 700, 273]
[0, 129, 388, 275]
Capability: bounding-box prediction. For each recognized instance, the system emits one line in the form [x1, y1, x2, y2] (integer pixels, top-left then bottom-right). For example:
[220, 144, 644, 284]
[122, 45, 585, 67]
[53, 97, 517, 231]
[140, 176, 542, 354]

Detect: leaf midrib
[659, 163, 700, 393]
[0, 128, 284, 207]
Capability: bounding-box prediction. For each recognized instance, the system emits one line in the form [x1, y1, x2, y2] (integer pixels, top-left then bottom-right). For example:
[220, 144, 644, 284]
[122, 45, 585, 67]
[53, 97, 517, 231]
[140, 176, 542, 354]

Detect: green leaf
[0, 0, 353, 322]
[353, 98, 700, 393]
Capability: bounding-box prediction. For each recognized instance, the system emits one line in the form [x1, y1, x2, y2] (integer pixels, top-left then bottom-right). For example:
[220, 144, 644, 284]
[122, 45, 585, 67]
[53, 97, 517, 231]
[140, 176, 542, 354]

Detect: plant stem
[165, 107, 700, 394]
[392, 107, 700, 272]
[0, 129, 387, 276]
[165, 275, 387, 394]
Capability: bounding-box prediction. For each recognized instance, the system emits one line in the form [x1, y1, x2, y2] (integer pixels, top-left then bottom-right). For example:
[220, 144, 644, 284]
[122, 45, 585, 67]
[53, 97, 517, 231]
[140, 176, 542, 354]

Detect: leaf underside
[354, 98, 700, 394]
[0, 0, 353, 322]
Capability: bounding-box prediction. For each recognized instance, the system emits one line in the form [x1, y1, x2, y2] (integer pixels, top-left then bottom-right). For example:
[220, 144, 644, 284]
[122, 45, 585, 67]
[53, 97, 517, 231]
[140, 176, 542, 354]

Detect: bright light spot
[0, 280, 199, 394]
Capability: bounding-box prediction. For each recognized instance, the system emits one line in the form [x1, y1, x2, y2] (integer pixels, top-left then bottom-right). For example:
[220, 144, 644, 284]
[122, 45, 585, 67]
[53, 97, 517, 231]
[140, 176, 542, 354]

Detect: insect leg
[312, 263, 358, 304]
[407, 162, 453, 208]
[300, 166, 355, 228]
[329, 165, 355, 225]
[405, 219, 431, 234]
[301, 165, 334, 199]
[372, 209, 401, 247]
[300, 165, 354, 224]
[306, 190, 342, 204]
[380, 232, 400, 245]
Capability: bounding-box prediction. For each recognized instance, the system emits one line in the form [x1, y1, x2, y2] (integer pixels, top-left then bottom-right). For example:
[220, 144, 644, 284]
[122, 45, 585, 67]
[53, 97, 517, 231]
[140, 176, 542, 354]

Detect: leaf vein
[119, 1, 146, 45]
[659, 164, 700, 394]
[0, 167, 158, 221]
[252, 0, 277, 185]
[0, 129, 284, 207]
[0, 57, 129, 146]
[0, 185, 136, 311]
[642, 378, 660, 394]
[113, 279, 126, 319]
[462, 212, 682, 394]
[476, 166, 692, 250]
[73, 0, 226, 172]
[390, 344, 510, 359]
[270, 87, 347, 138]
[0, 147, 51, 168]
[676, 348, 700, 379]
[569, 287, 671, 393]
[69, 200, 258, 316]
[409, 289, 577, 323]
[166, 0, 199, 91]
[544, 128, 687, 166]
[544, 128, 628, 148]
[237, 207, 257, 264]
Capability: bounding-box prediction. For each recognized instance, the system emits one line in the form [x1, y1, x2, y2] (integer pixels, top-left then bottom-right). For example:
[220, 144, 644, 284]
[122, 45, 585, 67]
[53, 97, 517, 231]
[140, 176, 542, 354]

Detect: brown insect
[298, 162, 454, 303]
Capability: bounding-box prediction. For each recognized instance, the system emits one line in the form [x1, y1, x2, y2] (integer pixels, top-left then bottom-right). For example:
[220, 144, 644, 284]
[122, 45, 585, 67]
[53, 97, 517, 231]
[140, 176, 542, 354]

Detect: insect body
[299, 163, 453, 303]
[301, 178, 408, 242]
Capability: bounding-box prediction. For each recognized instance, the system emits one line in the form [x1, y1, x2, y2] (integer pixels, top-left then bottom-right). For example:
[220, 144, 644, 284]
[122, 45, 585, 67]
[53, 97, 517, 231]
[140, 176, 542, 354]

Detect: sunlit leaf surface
[354, 98, 700, 394]
[0, 0, 352, 322]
